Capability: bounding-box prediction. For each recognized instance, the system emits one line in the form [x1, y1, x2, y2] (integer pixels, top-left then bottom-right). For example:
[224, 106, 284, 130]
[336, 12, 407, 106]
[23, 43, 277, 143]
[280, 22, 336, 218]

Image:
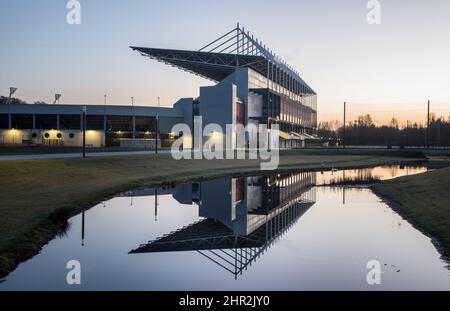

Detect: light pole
[426, 100, 430, 150]
[343, 102, 347, 149]
[7, 87, 17, 129]
[154, 188, 158, 222]
[81, 211, 85, 246]
[131, 96, 136, 139]
[156, 96, 160, 154]
[82, 105, 86, 158]
[103, 94, 107, 134]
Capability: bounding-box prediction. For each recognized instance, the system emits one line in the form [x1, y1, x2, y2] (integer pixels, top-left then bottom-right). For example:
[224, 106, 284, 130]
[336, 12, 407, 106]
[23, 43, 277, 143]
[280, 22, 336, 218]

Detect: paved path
[0, 150, 173, 161]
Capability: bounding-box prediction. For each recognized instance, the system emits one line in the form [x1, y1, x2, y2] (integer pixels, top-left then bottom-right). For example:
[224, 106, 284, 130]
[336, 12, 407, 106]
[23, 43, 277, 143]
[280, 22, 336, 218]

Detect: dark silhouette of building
[130, 172, 316, 278]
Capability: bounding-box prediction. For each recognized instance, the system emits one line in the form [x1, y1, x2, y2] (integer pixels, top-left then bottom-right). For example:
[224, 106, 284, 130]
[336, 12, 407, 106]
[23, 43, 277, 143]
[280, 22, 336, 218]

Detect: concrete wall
[199, 178, 234, 228]
[0, 129, 105, 147]
[218, 67, 249, 101]
[173, 98, 194, 129]
[0, 103, 184, 148]
[199, 83, 237, 149]
[119, 139, 160, 148]
[158, 116, 185, 133]
[200, 83, 236, 127]
[0, 129, 31, 145]
[173, 98, 194, 148]
[69, 130, 105, 147]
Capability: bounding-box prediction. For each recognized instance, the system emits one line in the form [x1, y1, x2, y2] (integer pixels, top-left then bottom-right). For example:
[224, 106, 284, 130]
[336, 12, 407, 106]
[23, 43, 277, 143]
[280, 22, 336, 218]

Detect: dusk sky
[1, 0, 450, 125]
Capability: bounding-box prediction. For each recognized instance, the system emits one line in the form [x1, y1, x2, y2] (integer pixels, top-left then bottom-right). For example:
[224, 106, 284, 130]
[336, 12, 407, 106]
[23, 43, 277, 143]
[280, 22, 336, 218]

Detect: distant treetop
[0, 96, 48, 105]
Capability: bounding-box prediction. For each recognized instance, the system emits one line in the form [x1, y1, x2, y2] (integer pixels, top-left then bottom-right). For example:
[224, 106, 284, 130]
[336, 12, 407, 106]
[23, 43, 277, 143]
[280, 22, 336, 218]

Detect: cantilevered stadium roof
[130, 47, 267, 82]
[131, 24, 316, 95]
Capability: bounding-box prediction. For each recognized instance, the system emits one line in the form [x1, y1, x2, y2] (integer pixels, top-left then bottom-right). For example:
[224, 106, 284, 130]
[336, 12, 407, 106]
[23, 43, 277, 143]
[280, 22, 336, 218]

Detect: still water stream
[1, 163, 449, 290]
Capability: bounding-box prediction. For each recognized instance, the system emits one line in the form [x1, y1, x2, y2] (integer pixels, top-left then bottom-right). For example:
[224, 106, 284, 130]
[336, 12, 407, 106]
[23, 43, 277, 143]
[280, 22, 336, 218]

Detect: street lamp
[81, 211, 85, 247]
[131, 96, 136, 139]
[154, 188, 158, 222]
[156, 97, 160, 154]
[103, 94, 107, 132]
[82, 105, 87, 158]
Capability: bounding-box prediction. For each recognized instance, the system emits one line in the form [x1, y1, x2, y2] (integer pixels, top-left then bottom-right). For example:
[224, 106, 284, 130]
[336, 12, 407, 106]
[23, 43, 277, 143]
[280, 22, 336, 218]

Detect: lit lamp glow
[10, 128, 17, 144]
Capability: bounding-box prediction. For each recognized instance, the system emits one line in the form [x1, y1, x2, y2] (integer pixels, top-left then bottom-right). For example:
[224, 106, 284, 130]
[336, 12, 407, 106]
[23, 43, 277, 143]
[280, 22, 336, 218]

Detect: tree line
[0, 96, 48, 105]
[319, 114, 450, 147]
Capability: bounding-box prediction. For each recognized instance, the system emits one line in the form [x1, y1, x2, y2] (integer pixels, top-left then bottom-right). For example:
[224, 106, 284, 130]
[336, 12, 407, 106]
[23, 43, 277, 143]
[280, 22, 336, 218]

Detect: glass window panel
[60, 115, 81, 130]
[35, 114, 57, 130]
[0, 114, 9, 129]
[86, 115, 104, 130]
[135, 116, 155, 132]
[106, 115, 132, 132]
[11, 114, 33, 129]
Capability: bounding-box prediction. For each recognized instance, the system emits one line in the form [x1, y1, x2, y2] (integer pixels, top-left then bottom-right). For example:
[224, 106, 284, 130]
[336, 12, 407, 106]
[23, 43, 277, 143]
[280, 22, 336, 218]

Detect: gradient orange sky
[1, 0, 449, 125]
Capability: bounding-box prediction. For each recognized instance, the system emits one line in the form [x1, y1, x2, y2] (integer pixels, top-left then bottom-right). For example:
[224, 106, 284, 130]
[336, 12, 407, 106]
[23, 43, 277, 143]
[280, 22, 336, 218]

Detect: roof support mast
[236, 22, 240, 67]
[130, 24, 316, 96]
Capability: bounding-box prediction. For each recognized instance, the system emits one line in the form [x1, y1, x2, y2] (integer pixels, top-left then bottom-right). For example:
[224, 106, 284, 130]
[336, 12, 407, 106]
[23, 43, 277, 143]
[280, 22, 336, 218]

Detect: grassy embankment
[0, 149, 424, 278]
[372, 167, 450, 259]
[0, 146, 158, 155]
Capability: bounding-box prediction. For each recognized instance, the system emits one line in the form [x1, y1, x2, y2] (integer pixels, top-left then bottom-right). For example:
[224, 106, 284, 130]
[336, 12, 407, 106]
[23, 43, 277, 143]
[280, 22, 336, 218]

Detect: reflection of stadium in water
[130, 172, 316, 278]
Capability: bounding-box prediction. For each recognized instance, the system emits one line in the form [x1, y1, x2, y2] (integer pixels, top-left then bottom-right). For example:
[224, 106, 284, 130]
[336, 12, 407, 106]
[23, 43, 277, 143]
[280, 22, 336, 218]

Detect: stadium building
[132, 25, 318, 149]
[0, 102, 183, 148]
[0, 25, 317, 149]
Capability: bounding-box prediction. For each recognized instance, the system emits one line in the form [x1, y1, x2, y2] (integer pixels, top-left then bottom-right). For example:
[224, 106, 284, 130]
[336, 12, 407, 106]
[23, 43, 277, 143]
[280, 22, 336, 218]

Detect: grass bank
[0, 149, 423, 278]
[372, 167, 450, 259]
[0, 146, 158, 155]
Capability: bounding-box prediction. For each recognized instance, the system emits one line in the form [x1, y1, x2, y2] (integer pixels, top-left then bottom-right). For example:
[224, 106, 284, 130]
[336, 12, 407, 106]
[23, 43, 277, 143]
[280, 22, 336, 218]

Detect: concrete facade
[0, 103, 184, 148]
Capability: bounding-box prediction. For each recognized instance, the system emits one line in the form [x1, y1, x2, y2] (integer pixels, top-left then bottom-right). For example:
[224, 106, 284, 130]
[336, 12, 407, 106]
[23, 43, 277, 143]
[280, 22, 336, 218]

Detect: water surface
[1, 164, 449, 290]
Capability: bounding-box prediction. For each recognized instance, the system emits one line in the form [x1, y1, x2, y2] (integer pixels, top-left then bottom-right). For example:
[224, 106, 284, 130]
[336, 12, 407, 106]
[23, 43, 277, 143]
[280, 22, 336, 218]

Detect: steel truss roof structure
[131, 24, 316, 95]
[130, 198, 315, 278]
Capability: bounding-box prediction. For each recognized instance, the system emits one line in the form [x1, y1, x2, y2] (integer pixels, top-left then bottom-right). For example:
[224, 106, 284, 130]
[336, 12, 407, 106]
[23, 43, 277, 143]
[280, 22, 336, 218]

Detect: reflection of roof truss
[130, 199, 315, 278]
[131, 24, 315, 94]
[130, 219, 265, 253]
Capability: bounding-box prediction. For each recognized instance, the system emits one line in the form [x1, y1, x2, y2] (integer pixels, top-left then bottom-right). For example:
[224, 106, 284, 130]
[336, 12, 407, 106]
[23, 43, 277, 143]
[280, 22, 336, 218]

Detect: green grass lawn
[372, 167, 450, 258]
[0, 145, 428, 156]
[0, 146, 157, 155]
[0, 149, 423, 278]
